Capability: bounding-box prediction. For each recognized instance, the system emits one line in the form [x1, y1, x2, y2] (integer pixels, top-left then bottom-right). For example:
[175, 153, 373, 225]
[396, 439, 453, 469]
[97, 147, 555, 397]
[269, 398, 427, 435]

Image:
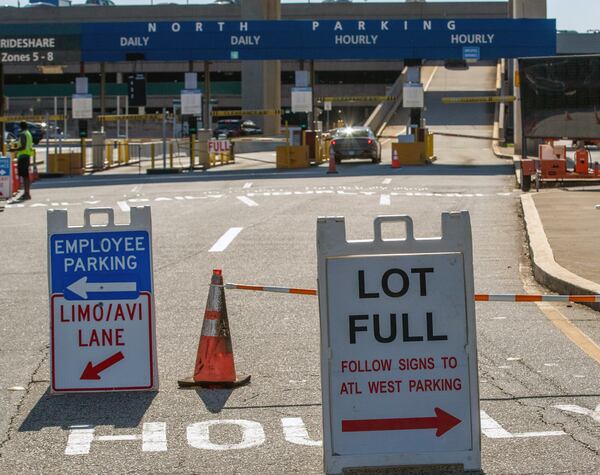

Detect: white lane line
[382, 178, 392, 185]
[117, 201, 130, 212]
[424, 66, 438, 92]
[237, 196, 259, 207]
[209, 227, 243, 252]
[380, 194, 391, 206]
[243, 182, 253, 189]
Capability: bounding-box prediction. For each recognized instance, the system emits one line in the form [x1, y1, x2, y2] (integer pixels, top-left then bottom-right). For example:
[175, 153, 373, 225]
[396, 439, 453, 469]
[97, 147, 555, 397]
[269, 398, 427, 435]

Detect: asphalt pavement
[1, 65, 600, 474]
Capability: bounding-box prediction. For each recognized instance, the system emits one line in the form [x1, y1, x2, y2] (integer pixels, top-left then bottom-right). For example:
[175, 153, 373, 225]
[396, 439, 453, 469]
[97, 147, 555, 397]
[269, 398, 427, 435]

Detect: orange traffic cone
[11, 161, 19, 196]
[327, 144, 338, 174]
[391, 148, 401, 169]
[30, 165, 39, 183]
[178, 269, 250, 388]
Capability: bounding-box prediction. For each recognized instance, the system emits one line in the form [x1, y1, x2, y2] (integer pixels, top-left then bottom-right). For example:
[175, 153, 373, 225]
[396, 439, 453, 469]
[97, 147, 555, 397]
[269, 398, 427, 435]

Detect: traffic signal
[188, 116, 198, 135]
[78, 120, 88, 138]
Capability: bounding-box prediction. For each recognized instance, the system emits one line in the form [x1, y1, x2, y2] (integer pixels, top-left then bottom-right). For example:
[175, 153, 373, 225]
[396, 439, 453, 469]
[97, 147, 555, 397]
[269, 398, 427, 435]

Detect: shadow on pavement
[18, 389, 157, 431]
[425, 91, 495, 126]
[31, 163, 514, 191]
[194, 388, 233, 413]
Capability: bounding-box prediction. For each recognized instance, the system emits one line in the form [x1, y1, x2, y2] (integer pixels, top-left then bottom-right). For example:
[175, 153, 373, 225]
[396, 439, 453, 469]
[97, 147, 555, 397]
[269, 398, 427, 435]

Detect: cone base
[177, 374, 251, 389]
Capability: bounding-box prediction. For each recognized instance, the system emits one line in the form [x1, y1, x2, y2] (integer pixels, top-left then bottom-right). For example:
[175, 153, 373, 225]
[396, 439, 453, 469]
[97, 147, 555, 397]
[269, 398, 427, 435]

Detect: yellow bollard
[169, 142, 174, 168]
[125, 140, 130, 164]
[117, 140, 124, 165]
[106, 143, 112, 168]
[151, 143, 155, 169]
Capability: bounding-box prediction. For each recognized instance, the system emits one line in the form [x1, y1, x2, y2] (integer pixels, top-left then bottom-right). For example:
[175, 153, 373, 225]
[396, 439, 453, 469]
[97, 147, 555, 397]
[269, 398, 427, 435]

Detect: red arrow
[342, 407, 461, 437]
[80, 351, 125, 380]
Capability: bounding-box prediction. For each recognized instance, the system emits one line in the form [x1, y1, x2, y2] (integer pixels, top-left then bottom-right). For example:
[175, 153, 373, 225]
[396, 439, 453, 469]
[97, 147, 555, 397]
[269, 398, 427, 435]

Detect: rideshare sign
[81, 19, 556, 62]
[48, 207, 158, 393]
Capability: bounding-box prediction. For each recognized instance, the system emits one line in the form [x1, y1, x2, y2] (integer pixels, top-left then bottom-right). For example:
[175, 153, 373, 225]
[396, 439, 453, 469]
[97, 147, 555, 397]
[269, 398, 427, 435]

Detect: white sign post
[72, 94, 93, 120]
[403, 83, 425, 109]
[317, 213, 480, 474]
[47, 207, 158, 393]
[181, 89, 202, 116]
[291, 87, 313, 113]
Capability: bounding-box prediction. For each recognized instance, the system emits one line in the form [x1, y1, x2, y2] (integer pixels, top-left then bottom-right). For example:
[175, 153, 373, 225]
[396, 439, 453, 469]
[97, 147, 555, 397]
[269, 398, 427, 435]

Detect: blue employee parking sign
[47, 207, 158, 393]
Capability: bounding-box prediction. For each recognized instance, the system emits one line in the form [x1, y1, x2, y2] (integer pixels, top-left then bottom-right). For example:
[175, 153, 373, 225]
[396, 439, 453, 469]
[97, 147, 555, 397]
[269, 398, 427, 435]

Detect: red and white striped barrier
[224, 283, 600, 303]
[224, 283, 317, 296]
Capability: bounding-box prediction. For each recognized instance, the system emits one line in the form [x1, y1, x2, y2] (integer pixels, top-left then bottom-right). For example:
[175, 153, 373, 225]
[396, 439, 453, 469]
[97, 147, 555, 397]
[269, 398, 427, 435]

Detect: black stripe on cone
[178, 269, 250, 389]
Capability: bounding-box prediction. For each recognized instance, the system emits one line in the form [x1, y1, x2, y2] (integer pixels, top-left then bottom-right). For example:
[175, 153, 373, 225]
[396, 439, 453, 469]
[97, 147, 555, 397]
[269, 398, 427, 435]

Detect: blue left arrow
[66, 276, 137, 299]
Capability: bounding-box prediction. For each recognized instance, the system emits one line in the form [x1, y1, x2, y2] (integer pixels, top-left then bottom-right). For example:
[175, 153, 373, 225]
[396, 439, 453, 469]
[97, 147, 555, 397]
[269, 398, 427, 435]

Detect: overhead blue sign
[81, 19, 556, 62]
[462, 46, 481, 60]
[50, 230, 152, 301]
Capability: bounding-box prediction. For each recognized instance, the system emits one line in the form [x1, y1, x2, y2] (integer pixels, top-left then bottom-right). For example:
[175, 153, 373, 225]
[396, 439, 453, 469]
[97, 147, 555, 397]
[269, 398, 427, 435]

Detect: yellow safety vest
[19, 129, 33, 158]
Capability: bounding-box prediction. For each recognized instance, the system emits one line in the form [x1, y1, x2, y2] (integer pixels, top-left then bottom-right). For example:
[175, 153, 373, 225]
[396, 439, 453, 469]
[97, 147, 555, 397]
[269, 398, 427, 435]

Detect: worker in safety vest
[16, 121, 33, 200]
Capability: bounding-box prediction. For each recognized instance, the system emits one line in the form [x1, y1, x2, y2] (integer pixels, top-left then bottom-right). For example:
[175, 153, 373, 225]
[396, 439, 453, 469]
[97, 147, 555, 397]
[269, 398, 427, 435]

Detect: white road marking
[141, 422, 168, 452]
[65, 423, 167, 455]
[492, 317, 507, 320]
[507, 357, 522, 361]
[554, 404, 600, 423]
[243, 182, 253, 189]
[544, 363, 559, 367]
[380, 194, 391, 206]
[65, 425, 95, 455]
[187, 420, 265, 450]
[480, 411, 565, 438]
[424, 66, 439, 92]
[209, 227, 243, 252]
[382, 178, 392, 185]
[117, 201, 130, 212]
[97, 435, 139, 442]
[281, 418, 322, 447]
[237, 196, 259, 207]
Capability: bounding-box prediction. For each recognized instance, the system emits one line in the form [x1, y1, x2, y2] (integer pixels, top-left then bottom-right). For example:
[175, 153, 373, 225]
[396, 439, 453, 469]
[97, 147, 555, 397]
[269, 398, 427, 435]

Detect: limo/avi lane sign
[317, 214, 480, 474]
[47, 207, 158, 393]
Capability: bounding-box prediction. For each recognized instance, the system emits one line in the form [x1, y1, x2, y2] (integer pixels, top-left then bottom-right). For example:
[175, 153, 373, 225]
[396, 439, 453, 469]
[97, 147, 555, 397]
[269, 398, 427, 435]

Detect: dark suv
[213, 119, 262, 138]
[4, 122, 44, 144]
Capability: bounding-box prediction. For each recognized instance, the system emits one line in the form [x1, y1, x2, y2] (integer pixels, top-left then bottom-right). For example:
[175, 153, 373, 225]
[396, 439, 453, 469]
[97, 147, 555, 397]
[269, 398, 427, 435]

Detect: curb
[521, 194, 600, 311]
